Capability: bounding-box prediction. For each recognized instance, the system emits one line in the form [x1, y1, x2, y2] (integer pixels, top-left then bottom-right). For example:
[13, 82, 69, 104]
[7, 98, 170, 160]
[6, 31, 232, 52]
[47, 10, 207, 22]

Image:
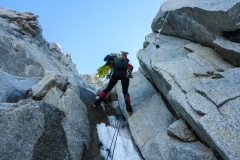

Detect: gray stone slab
[0, 69, 40, 103]
[116, 70, 157, 117]
[0, 100, 70, 160]
[137, 33, 239, 159]
[213, 36, 240, 66]
[219, 97, 240, 131]
[186, 91, 218, 115]
[145, 134, 217, 160]
[198, 112, 240, 160]
[152, 0, 240, 48]
[58, 87, 90, 160]
[195, 68, 240, 107]
[42, 86, 64, 107]
[128, 94, 176, 157]
[32, 71, 68, 100]
[167, 119, 197, 142]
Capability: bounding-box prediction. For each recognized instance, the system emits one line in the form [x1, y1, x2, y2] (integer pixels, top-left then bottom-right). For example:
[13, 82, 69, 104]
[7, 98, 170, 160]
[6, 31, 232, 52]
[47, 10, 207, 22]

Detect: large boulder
[0, 100, 70, 160]
[57, 86, 90, 160]
[116, 71, 216, 159]
[31, 71, 68, 100]
[42, 86, 64, 107]
[116, 71, 158, 117]
[79, 86, 108, 160]
[42, 83, 108, 160]
[167, 119, 197, 142]
[137, 33, 240, 160]
[151, 0, 240, 67]
[80, 73, 108, 95]
[0, 69, 40, 103]
[213, 36, 240, 66]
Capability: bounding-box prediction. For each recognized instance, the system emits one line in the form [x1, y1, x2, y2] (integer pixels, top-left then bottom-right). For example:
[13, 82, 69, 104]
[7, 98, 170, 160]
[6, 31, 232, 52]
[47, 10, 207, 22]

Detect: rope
[154, 1, 181, 42]
[106, 115, 122, 160]
[88, 69, 113, 84]
[106, 90, 129, 160]
[111, 116, 122, 159]
[156, 10, 170, 39]
[154, 11, 170, 48]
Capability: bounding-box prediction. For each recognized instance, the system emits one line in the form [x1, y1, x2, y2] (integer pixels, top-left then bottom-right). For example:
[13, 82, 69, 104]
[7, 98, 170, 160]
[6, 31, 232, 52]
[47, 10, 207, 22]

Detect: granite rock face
[116, 71, 217, 159]
[0, 70, 40, 103]
[3, 1, 240, 159]
[137, 33, 240, 160]
[0, 7, 80, 85]
[80, 73, 108, 95]
[0, 7, 108, 160]
[137, 1, 240, 158]
[32, 71, 68, 99]
[151, 0, 240, 67]
[167, 119, 197, 142]
[0, 100, 70, 160]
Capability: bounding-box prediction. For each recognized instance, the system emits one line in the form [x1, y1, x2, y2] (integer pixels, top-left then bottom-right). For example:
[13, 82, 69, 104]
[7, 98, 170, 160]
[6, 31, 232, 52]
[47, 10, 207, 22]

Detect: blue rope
[106, 90, 129, 160]
[111, 116, 122, 159]
[106, 116, 122, 160]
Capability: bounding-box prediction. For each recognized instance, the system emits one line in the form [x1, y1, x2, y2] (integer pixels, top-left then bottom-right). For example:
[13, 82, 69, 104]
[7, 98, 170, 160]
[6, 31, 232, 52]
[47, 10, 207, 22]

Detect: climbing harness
[153, 11, 170, 49]
[106, 68, 114, 80]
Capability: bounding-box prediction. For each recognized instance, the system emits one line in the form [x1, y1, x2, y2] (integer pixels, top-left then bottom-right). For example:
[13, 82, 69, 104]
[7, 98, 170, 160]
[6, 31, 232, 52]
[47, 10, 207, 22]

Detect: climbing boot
[128, 112, 132, 116]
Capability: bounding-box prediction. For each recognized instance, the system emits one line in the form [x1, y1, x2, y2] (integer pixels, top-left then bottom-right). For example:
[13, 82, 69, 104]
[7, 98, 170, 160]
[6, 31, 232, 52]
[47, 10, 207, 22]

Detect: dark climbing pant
[94, 69, 132, 112]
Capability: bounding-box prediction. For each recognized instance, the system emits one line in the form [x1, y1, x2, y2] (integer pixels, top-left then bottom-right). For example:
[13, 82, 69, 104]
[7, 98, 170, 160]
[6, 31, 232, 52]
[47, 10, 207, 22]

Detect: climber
[93, 51, 134, 115]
